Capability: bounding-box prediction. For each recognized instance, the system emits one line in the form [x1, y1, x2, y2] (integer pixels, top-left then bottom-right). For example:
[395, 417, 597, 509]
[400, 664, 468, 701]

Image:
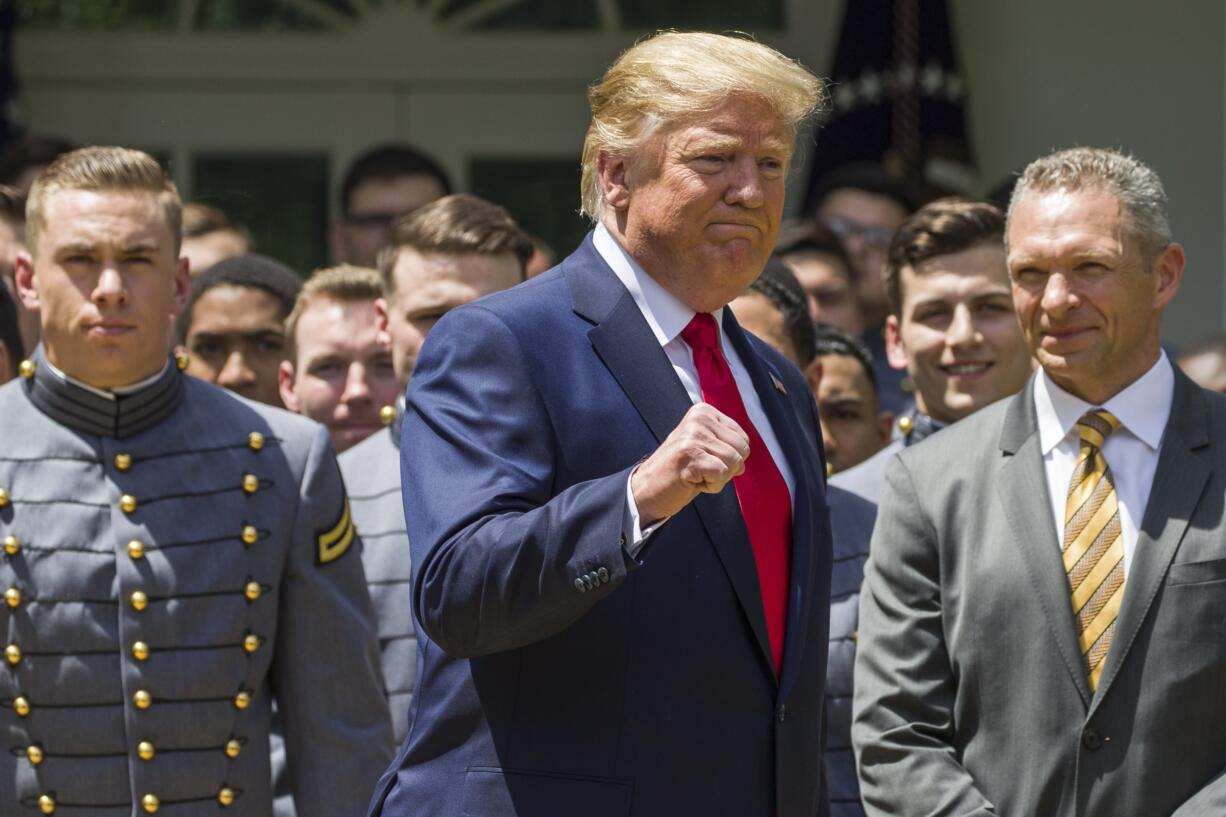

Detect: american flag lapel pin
[769, 371, 787, 395]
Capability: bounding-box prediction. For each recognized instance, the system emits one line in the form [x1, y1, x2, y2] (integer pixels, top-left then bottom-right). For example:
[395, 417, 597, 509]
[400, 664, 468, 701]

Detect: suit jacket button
[597, 567, 609, 583]
[574, 578, 587, 593]
[619, 532, 627, 547]
[1082, 726, 1103, 751]
[777, 704, 787, 724]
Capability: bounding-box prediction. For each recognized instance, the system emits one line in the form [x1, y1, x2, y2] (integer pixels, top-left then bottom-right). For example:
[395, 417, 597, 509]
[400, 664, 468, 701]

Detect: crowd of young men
[0, 28, 1223, 817]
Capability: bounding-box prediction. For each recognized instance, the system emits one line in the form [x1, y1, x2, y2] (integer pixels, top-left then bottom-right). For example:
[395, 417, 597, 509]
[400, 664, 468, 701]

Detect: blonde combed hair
[26, 146, 182, 252]
[580, 31, 825, 220]
[285, 264, 382, 353]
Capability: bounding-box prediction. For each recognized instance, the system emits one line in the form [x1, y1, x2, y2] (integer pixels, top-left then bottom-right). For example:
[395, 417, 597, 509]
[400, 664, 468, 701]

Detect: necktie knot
[681, 313, 720, 351]
[1076, 409, 1121, 450]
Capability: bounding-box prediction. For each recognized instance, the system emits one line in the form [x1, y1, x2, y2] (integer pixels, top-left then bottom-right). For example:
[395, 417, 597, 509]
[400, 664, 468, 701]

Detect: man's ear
[14, 251, 38, 312]
[884, 315, 908, 371]
[170, 256, 191, 317]
[803, 357, 822, 397]
[278, 360, 301, 413]
[1152, 241, 1185, 310]
[877, 410, 894, 444]
[374, 296, 390, 343]
[597, 151, 632, 212]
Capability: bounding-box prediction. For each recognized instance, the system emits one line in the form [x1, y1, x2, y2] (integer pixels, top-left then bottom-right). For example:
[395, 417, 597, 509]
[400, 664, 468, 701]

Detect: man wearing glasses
[329, 144, 452, 268]
[812, 163, 914, 414]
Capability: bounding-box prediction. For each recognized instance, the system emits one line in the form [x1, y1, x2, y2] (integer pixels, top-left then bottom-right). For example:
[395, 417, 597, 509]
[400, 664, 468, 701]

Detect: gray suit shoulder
[893, 395, 1015, 476]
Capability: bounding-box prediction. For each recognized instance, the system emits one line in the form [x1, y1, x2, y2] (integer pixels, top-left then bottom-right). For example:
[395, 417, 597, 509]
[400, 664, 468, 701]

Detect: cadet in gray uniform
[340, 194, 531, 742]
[0, 146, 391, 816]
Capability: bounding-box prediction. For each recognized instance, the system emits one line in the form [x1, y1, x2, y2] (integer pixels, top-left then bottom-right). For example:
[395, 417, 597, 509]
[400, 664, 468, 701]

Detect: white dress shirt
[593, 224, 795, 554]
[1033, 353, 1174, 577]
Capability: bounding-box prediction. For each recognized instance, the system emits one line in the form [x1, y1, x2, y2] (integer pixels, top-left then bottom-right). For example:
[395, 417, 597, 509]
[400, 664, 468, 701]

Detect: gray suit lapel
[996, 382, 1093, 707]
[1090, 371, 1212, 711]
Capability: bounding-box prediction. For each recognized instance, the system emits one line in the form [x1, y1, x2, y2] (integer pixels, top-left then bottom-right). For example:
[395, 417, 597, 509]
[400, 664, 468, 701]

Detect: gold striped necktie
[1063, 409, 1125, 692]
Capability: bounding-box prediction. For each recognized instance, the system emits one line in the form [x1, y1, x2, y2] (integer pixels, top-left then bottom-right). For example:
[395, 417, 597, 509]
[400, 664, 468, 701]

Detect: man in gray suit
[340, 193, 530, 743]
[832, 199, 1031, 502]
[0, 146, 391, 816]
[853, 147, 1226, 815]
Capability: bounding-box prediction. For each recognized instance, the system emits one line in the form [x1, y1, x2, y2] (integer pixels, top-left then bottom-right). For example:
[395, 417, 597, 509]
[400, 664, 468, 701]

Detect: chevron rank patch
[317, 498, 355, 565]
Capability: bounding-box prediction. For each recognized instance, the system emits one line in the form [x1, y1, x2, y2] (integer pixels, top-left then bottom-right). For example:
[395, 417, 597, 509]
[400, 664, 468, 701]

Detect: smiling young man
[831, 198, 1032, 502]
[0, 146, 390, 817]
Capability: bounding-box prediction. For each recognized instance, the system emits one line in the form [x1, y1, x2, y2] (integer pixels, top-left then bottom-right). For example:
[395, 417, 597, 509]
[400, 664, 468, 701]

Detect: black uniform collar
[900, 409, 947, 447]
[22, 345, 185, 439]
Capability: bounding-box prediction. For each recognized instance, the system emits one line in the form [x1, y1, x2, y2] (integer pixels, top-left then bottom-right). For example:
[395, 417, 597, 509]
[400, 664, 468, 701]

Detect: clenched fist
[631, 402, 750, 527]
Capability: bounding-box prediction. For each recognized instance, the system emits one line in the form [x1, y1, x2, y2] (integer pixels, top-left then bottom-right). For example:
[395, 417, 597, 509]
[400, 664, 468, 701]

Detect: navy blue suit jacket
[368, 235, 834, 817]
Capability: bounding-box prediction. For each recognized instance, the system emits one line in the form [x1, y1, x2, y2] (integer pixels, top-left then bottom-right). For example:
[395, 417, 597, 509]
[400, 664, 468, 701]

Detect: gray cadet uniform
[338, 401, 414, 744]
[823, 485, 876, 817]
[0, 348, 392, 817]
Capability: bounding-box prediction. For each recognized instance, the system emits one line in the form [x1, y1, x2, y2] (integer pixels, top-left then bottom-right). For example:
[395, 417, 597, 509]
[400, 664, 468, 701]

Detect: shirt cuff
[623, 472, 668, 559]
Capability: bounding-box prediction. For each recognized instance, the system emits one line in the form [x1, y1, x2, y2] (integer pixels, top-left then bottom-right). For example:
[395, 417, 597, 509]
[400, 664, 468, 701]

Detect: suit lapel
[722, 310, 823, 696]
[1089, 371, 1212, 711]
[996, 384, 1093, 707]
[567, 239, 775, 677]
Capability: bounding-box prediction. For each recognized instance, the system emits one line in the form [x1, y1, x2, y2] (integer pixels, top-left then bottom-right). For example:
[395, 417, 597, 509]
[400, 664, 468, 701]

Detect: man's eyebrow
[822, 396, 865, 408]
[121, 242, 160, 254]
[190, 328, 285, 342]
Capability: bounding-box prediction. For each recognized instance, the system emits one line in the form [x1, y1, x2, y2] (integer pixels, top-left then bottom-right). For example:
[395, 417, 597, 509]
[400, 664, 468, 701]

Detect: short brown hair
[27, 146, 181, 253]
[377, 193, 533, 295]
[285, 264, 382, 353]
[885, 198, 1005, 316]
[183, 202, 251, 244]
[0, 185, 24, 226]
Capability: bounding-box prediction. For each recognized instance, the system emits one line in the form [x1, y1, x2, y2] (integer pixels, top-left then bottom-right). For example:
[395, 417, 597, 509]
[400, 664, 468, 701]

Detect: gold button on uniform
[3, 535, 18, 556]
[175, 350, 190, 371]
[142, 793, 159, 813]
[114, 453, 132, 471]
[131, 590, 149, 611]
[218, 787, 235, 807]
[233, 689, 251, 710]
[897, 415, 914, 435]
[133, 689, 152, 709]
[4, 587, 20, 608]
[19, 359, 36, 379]
[241, 525, 258, 545]
[243, 634, 260, 653]
[138, 741, 155, 760]
[5, 644, 22, 665]
[247, 431, 265, 451]
[132, 641, 150, 661]
[380, 404, 396, 426]
[224, 739, 242, 758]
[38, 794, 54, 814]
[244, 582, 261, 601]
[127, 539, 145, 560]
[120, 494, 137, 514]
[13, 696, 30, 716]
[26, 744, 43, 765]
[0, 486, 8, 507]
[242, 474, 259, 494]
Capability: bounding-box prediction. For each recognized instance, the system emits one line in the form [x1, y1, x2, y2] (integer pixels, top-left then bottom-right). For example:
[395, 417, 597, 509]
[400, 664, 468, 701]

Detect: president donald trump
[367, 31, 833, 817]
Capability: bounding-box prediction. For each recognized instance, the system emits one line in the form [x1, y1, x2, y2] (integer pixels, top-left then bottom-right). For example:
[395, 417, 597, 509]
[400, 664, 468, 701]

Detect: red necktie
[681, 313, 792, 674]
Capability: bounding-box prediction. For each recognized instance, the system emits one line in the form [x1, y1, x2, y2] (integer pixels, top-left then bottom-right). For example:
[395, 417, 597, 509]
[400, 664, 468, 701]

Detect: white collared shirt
[593, 224, 795, 552]
[42, 353, 171, 400]
[1033, 353, 1174, 577]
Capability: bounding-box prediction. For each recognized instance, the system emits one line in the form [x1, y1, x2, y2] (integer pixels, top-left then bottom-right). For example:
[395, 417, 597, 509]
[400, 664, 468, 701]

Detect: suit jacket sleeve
[851, 454, 996, 817]
[404, 305, 638, 659]
[274, 425, 394, 817]
[1173, 767, 1226, 816]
